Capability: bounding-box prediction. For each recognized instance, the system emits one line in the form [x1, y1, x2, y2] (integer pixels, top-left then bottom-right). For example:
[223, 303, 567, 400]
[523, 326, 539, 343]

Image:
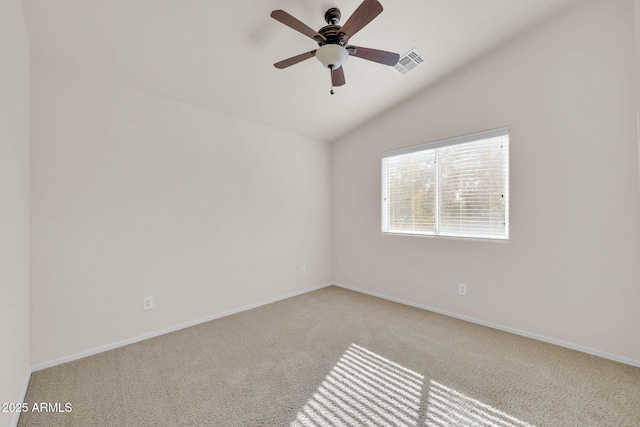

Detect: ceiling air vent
[392, 48, 426, 75]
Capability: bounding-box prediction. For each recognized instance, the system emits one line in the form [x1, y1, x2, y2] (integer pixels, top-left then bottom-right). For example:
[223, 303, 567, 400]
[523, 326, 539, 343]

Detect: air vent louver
[392, 48, 426, 75]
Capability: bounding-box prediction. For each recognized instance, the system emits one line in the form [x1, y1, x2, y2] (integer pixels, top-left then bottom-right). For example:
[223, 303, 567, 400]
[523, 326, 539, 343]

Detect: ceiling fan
[271, 0, 400, 94]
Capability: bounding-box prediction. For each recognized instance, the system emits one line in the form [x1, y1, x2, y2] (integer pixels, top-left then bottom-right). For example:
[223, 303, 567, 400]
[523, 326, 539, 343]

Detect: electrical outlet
[458, 283, 467, 296]
[143, 296, 153, 310]
[300, 265, 307, 275]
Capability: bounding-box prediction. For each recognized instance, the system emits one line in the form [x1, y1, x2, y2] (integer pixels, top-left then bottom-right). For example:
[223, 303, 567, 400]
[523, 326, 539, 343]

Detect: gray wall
[0, 0, 30, 425]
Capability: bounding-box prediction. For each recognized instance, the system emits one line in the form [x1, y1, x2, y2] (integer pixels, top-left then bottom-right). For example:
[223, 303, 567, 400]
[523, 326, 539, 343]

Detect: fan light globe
[316, 44, 348, 69]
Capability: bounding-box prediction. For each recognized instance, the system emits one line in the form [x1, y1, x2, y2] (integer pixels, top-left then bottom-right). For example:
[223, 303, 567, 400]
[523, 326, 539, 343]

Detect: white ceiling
[21, 0, 581, 142]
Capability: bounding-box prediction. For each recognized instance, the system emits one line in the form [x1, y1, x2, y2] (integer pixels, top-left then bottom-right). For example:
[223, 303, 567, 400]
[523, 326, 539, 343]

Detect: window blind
[381, 128, 509, 240]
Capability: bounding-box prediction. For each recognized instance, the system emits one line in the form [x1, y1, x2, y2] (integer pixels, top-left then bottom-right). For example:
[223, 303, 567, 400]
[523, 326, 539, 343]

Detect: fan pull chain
[329, 65, 335, 95]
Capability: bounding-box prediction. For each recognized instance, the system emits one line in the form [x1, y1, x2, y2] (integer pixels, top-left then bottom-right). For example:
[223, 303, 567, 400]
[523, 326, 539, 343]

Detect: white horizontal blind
[382, 149, 437, 235]
[381, 128, 509, 240]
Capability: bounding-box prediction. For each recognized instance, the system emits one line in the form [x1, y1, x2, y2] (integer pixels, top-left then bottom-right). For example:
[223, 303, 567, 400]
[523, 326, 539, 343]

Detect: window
[380, 127, 509, 240]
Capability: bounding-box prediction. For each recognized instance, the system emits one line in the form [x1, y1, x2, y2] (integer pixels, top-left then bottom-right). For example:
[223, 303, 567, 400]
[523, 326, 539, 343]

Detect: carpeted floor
[18, 286, 640, 426]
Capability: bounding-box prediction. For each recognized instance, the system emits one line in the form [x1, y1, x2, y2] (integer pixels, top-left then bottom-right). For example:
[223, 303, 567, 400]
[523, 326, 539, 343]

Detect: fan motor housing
[315, 8, 347, 46]
[318, 25, 342, 46]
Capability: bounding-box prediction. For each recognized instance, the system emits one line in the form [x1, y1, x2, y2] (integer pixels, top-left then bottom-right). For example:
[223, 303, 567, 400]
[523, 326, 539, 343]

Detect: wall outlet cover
[458, 284, 467, 295]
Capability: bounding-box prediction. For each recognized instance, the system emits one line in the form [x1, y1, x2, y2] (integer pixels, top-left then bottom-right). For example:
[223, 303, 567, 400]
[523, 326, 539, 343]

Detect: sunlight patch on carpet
[291, 343, 425, 427]
[291, 344, 537, 427]
[425, 380, 535, 427]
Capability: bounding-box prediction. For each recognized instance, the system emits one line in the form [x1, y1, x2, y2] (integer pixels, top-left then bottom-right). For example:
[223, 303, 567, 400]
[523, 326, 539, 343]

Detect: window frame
[379, 127, 509, 242]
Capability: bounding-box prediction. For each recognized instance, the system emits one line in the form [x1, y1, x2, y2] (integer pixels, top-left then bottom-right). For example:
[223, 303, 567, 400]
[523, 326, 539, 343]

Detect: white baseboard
[32, 281, 639, 371]
[333, 282, 640, 368]
[31, 283, 332, 372]
[11, 368, 32, 427]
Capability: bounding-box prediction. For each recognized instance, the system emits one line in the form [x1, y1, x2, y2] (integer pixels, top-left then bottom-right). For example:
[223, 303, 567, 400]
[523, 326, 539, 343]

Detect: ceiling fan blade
[274, 50, 317, 69]
[337, 0, 383, 41]
[271, 10, 326, 42]
[332, 66, 346, 87]
[347, 45, 399, 66]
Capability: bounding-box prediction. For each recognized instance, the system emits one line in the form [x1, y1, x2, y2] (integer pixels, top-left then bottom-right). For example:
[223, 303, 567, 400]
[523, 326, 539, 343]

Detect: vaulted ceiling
[21, 0, 581, 142]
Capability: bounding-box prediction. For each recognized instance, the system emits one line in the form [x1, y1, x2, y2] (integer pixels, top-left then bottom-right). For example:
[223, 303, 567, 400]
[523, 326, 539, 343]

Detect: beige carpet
[18, 286, 640, 426]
